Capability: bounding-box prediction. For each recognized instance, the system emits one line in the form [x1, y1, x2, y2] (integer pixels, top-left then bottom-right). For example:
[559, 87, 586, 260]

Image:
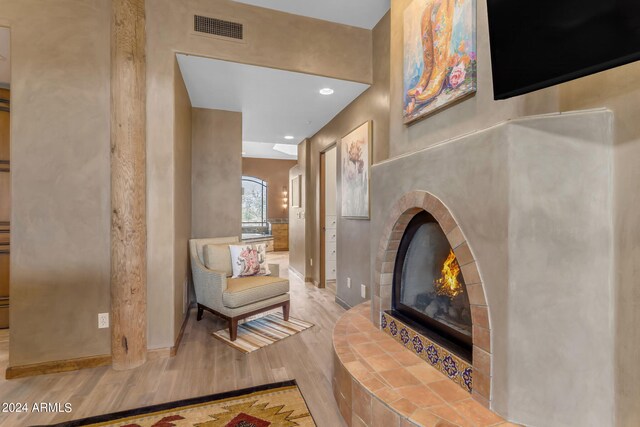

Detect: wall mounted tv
[487, 0, 640, 100]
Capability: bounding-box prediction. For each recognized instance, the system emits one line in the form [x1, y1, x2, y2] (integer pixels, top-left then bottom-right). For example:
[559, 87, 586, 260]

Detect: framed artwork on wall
[291, 175, 301, 208]
[341, 121, 371, 219]
[403, 0, 477, 124]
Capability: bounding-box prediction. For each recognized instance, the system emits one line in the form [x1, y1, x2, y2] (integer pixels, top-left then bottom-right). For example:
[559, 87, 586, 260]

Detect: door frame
[0, 87, 10, 329]
[319, 143, 337, 289]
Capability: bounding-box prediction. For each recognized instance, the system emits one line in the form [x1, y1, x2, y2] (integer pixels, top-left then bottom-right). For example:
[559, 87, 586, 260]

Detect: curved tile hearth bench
[332, 303, 517, 427]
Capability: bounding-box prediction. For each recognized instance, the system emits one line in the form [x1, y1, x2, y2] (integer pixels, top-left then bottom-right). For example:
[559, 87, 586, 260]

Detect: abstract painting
[403, 0, 477, 124]
[341, 121, 371, 219]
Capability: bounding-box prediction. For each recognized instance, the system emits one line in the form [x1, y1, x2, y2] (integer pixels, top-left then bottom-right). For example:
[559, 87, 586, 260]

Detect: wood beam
[110, 0, 147, 370]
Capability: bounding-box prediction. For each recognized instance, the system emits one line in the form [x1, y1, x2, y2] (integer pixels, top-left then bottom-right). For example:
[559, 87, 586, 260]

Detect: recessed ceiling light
[319, 88, 334, 95]
[284, 136, 295, 140]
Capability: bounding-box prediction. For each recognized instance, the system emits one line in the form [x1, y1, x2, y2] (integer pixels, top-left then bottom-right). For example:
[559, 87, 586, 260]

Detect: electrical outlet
[98, 313, 109, 329]
[347, 277, 351, 288]
[361, 284, 366, 299]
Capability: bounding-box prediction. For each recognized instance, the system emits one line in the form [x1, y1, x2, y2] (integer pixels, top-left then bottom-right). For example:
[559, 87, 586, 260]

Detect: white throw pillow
[253, 243, 271, 276]
[229, 244, 261, 278]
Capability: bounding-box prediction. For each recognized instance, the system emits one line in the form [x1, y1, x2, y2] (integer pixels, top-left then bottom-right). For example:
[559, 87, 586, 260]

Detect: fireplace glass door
[393, 211, 472, 352]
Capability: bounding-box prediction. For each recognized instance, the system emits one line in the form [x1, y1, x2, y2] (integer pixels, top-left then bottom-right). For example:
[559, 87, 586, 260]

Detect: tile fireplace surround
[340, 109, 639, 426]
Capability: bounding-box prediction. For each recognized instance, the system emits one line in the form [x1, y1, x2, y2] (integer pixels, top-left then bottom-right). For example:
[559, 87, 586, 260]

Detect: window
[242, 176, 267, 225]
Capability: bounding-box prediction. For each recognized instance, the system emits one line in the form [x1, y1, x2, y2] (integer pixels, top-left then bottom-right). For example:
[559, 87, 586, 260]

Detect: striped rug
[212, 313, 314, 353]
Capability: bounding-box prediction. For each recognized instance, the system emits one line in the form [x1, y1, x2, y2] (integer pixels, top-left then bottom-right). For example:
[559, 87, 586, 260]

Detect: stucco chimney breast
[371, 110, 617, 427]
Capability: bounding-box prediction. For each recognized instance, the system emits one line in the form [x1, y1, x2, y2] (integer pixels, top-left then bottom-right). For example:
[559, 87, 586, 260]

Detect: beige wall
[558, 61, 640, 427]
[0, 0, 111, 366]
[389, 0, 558, 158]
[384, 0, 640, 423]
[173, 61, 192, 341]
[191, 108, 242, 239]
[304, 13, 390, 303]
[150, 0, 372, 85]
[0, 0, 376, 362]
[146, 0, 373, 349]
[371, 111, 616, 427]
[242, 157, 297, 221]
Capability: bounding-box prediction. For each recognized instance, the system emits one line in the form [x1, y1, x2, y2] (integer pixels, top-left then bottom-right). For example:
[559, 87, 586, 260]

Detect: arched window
[242, 176, 268, 225]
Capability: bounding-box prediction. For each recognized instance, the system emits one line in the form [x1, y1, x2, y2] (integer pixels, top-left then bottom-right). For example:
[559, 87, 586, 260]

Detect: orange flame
[434, 249, 463, 298]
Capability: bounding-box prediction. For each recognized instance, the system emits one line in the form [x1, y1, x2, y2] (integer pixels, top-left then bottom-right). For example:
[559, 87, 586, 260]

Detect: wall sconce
[282, 186, 288, 210]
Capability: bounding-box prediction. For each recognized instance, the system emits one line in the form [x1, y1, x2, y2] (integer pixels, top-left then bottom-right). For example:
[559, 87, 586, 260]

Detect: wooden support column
[110, 0, 147, 370]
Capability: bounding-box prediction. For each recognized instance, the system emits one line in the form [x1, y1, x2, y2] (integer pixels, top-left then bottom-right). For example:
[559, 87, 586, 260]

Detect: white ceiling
[0, 27, 10, 87]
[232, 0, 390, 30]
[177, 54, 369, 159]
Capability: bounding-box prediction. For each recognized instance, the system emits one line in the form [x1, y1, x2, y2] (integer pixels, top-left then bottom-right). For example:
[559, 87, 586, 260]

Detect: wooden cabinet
[271, 223, 289, 251]
[265, 238, 274, 252]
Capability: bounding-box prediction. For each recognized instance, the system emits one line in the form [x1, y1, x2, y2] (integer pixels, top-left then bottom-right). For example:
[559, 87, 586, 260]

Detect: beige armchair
[189, 236, 290, 341]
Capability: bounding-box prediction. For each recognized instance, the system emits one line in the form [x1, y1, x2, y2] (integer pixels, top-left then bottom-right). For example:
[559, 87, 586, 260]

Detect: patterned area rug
[46, 380, 316, 426]
[212, 313, 313, 353]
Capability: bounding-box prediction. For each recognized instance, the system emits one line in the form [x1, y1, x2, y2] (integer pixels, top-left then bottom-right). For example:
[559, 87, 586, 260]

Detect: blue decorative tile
[389, 320, 398, 336]
[412, 335, 424, 354]
[442, 355, 459, 379]
[426, 344, 440, 366]
[400, 328, 410, 344]
[462, 367, 473, 393]
[380, 314, 473, 394]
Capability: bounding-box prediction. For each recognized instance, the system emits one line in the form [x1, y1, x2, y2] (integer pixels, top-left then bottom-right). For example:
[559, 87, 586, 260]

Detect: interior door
[0, 89, 9, 328]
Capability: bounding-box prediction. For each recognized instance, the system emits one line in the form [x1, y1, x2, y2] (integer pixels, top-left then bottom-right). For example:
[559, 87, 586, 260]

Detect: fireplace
[374, 191, 492, 403]
[391, 210, 472, 361]
[368, 111, 625, 423]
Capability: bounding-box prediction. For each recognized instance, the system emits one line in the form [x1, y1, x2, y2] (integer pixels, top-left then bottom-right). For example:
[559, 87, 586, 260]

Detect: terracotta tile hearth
[333, 303, 515, 427]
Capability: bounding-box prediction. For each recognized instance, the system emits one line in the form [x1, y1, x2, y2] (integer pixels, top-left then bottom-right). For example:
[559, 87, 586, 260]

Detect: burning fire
[434, 249, 464, 299]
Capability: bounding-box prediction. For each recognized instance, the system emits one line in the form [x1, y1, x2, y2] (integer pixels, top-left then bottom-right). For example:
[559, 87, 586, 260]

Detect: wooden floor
[0, 252, 348, 426]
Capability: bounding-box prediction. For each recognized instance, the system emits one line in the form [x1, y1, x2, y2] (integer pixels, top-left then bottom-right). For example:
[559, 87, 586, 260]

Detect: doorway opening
[320, 145, 337, 292]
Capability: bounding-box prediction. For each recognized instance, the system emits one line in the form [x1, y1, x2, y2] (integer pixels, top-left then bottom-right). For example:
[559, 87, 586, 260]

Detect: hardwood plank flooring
[0, 252, 347, 426]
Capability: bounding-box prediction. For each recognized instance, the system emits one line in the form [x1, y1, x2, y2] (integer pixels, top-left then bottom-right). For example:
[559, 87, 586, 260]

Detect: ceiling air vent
[194, 15, 243, 40]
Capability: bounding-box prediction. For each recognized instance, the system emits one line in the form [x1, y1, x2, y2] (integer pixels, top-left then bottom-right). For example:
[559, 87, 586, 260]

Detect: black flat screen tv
[487, 0, 640, 100]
